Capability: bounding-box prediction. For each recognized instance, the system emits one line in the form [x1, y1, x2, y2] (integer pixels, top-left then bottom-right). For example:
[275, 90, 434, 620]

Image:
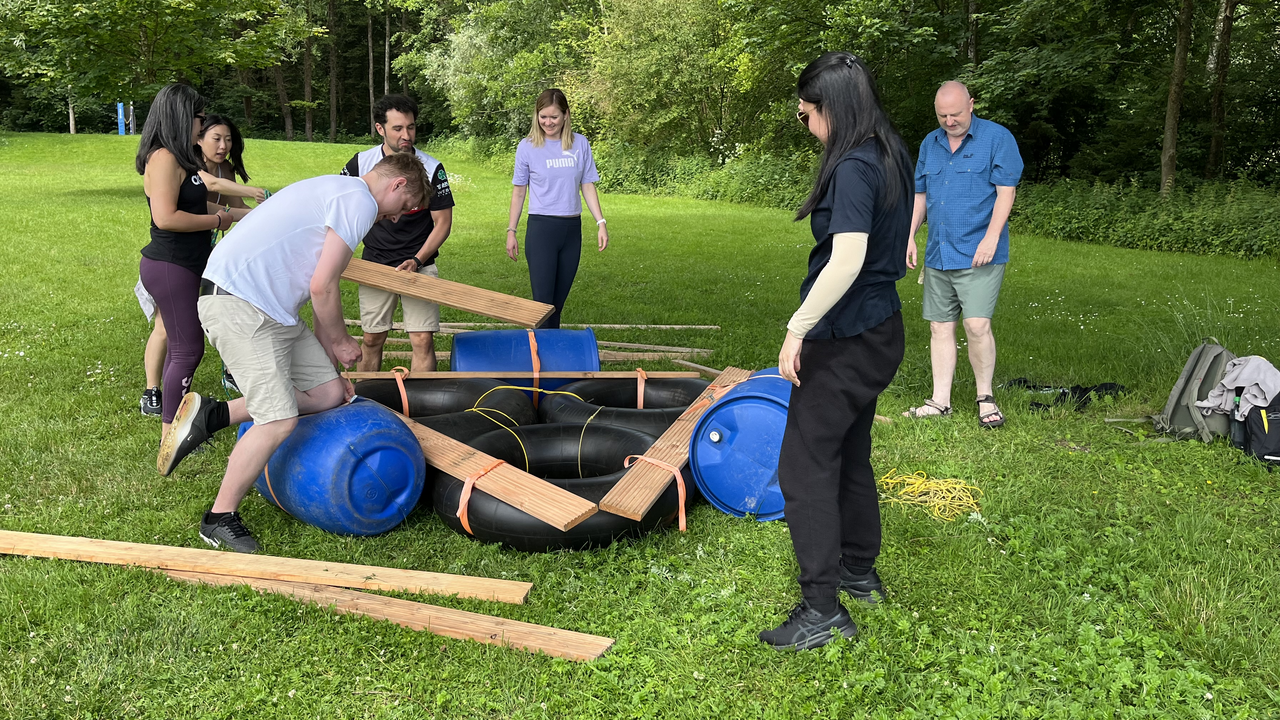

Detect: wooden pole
[0, 530, 530, 603]
[341, 258, 555, 328]
[164, 570, 613, 661]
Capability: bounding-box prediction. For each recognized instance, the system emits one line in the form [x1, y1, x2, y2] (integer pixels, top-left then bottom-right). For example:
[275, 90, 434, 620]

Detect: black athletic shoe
[839, 566, 886, 604]
[199, 512, 261, 554]
[758, 600, 858, 650]
[140, 387, 162, 417]
[221, 367, 240, 395]
[157, 393, 214, 476]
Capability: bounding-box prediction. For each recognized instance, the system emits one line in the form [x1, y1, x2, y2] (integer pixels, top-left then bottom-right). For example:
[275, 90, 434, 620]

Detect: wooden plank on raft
[398, 417, 598, 532]
[345, 370, 701, 380]
[341, 258, 555, 328]
[0, 530, 530, 604]
[598, 366, 753, 520]
[164, 570, 613, 662]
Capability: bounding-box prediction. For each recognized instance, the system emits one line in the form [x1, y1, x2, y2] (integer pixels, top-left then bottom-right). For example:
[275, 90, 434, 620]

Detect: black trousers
[777, 311, 905, 604]
[525, 214, 582, 329]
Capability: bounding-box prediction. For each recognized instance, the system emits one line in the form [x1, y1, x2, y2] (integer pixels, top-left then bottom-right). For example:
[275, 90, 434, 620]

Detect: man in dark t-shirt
[341, 94, 455, 371]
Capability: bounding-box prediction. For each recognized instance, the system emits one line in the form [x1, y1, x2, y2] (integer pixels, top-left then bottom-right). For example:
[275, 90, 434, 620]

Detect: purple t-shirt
[512, 134, 601, 216]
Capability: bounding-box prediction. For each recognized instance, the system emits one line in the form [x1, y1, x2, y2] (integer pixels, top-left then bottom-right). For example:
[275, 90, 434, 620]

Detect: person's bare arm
[506, 185, 528, 260]
[581, 182, 608, 251]
[971, 186, 1016, 267]
[310, 229, 361, 369]
[906, 192, 926, 269]
[197, 171, 267, 203]
[145, 149, 222, 233]
[395, 208, 453, 271]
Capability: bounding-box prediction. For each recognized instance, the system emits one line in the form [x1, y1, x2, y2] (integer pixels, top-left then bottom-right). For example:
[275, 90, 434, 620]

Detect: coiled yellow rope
[877, 468, 983, 521]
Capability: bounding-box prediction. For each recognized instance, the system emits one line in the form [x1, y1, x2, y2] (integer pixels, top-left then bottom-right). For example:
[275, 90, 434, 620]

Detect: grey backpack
[1153, 341, 1237, 442]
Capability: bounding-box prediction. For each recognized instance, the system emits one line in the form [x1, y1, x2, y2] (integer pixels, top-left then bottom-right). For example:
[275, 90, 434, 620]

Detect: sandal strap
[924, 399, 951, 413]
[975, 394, 996, 404]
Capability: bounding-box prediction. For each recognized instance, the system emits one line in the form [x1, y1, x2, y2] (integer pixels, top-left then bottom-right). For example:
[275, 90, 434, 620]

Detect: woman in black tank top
[134, 84, 247, 443]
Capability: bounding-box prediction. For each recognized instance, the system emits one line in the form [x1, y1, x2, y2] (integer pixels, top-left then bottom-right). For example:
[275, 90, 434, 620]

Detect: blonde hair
[527, 88, 574, 150]
[373, 152, 432, 208]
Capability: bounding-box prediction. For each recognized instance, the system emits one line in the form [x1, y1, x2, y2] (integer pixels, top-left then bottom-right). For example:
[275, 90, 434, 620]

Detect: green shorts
[922, 263, 1006, 322]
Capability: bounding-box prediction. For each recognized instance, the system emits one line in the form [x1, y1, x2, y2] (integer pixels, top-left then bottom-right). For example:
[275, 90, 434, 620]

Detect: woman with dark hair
[759, 52, 913, 650]
[136, 84, 249, 446]
[505, 88, 608, 328]
[138, 114, 266, 415]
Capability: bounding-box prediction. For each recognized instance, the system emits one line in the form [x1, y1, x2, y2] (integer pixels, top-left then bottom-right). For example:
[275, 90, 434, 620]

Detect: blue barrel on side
[236, 401, 426, 536]
[450, 328, 599, 393]
[688, 368, 791, 521]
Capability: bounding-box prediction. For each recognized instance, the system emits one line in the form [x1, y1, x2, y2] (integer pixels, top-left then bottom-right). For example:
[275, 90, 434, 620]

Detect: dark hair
[135, 84, 205, 176]
[199, 114, 250, 182]
[373, 95, 419, 127]
[795, 52, 911, 220]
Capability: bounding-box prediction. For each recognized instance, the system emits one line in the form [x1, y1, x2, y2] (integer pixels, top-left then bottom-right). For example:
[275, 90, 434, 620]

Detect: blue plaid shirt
[914, 116, 1023, 270]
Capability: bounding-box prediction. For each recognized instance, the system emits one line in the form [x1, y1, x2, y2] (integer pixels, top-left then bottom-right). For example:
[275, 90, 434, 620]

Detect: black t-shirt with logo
[341, 146, 455, 267]
[141, 168, 213, 275]
[800, 140, 911, 340]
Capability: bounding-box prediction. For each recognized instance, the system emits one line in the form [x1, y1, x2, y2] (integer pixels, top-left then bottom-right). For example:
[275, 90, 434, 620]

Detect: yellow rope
[577, 406, 604, 478]
[464, 407, 530, 472]
[876, 468, 983, 521]
[471, 385, 585, 407]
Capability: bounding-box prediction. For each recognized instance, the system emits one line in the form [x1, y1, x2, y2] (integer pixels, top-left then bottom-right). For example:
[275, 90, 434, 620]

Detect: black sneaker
[839, 566, 886, 604]
[221, 367, 240, 394]
[157, 393, 215, 476]
[758, 600, 858, 650]
[140, 387, 162, 417]
[199, 512, 261, 553]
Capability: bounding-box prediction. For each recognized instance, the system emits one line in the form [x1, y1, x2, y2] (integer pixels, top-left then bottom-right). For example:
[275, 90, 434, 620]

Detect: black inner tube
[354, 377, 536, 443]
[537, 378, 710, 436]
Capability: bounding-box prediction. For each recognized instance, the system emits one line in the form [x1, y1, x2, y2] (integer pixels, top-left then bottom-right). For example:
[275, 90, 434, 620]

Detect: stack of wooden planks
[0, 530, 612, 661]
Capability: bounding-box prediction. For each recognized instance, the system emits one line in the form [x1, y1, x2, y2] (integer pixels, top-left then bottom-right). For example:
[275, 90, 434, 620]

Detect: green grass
[1, 131, 1279, 719]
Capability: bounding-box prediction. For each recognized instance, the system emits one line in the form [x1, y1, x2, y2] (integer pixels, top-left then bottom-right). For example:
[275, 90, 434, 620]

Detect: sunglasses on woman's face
[796, 110, 810, 129]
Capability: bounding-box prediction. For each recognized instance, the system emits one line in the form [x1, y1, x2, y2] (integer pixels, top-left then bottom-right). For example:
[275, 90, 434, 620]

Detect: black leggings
[525, 214, 582, 329]
[777, 312, 905, 605]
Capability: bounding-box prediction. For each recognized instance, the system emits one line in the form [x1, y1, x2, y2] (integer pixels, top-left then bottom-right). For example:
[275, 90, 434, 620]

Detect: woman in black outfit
[759, 53, 913, 650]
[136, 85, 248, 448]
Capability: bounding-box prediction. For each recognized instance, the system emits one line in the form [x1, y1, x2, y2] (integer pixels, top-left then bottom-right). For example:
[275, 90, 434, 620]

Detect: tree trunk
[1205, 0, 1238, 178]
[128, 102, 136, 134]
[274, 64, 294, 141]
[68, 100, 76, 135]
[384, 11, 391, 96]
[368, 13, 375, 136]
[304, 31, 314, 141]
[328, 0, 338, 142]
[963, 0, 978, 64]
[400, 12, 408, 93]
[1160, 0, 1195, 197]
[237, 67, 254, 126]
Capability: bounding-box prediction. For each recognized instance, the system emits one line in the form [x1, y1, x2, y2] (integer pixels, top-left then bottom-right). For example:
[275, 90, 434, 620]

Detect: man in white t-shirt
[155, 152, 429, 553]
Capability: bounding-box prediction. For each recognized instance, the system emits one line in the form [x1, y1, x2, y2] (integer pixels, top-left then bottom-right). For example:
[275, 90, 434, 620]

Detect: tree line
[1, 0, 1277, 190]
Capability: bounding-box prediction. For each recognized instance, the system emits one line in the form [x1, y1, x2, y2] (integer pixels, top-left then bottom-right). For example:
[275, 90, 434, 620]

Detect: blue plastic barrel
[236, 400, 426, 536]
[687, 368, 791, 521]
[450, 328, 599, 393]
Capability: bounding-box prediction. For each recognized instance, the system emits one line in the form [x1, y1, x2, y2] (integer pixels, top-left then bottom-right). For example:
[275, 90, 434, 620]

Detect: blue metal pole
[117, 103, 125, 135]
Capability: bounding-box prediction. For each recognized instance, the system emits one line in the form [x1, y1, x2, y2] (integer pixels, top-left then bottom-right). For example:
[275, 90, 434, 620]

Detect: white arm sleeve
[786, 232, 869, 337]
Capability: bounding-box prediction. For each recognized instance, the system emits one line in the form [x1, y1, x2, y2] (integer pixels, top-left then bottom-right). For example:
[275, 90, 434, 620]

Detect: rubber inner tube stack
[432, 423, 681, 552]
[538, 377, 711, 438]
[353, 377, 536, 443]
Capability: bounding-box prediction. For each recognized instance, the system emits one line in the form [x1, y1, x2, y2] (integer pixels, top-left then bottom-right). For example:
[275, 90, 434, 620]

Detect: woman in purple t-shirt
[506, 88, 608, 328]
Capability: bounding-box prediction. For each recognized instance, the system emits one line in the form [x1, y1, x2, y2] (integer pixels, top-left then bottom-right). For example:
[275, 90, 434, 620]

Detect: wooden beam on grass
[596, 340, 712, 354]
[599, 366, 753, 520]
[344, 370, 701, 380]
[341, 258, 555, 328]
[164, 570, 613, 662]
[398, 417, 598, 532]
[672, 359, 723, 378]
[0, 530, 530, 604]
[599, 350, 709, 362]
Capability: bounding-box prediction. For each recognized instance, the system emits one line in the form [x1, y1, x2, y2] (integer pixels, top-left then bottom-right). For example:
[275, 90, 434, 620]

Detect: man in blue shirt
[904, 81, 1023, 427]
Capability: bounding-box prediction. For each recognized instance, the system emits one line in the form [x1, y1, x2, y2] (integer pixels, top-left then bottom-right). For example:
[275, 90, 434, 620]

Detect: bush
[1013, 180, 1280, 259]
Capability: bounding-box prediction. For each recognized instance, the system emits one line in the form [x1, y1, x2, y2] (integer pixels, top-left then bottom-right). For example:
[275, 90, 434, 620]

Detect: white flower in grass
[1205, 692, 1213, 700]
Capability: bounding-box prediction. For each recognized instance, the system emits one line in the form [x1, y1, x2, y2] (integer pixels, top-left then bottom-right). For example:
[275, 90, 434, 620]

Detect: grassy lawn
[1, 131, 1278, 719]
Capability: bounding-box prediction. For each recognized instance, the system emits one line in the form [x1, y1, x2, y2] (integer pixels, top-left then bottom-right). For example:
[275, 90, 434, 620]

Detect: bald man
[904, 81, 1023, 428]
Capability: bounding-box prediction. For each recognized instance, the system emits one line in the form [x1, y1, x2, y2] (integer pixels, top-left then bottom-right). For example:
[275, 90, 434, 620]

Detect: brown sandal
[976, 395, 1005, 428]
[904, 399, 952, 419]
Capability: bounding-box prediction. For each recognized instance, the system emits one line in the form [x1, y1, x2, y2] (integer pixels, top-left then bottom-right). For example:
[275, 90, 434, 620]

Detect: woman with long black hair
[136, 85, 249, 449]
[759, 53, 913, 650]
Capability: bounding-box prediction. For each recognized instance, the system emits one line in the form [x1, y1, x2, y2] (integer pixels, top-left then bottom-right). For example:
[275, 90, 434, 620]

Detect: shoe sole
[198, 530, 221, 549]
[157, 393, 200, 476]
[199, 530, 258, 554]
[770, 623, 859, 651]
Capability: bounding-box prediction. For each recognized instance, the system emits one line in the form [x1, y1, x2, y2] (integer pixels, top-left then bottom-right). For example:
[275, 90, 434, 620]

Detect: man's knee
[929, 321, 957, 339]
[255, 415, 298, 439]
[962, 317, 992, 340]
[362, 331, 388, 350]
[409, 331, 434, 353]
[303, 378, 347, 410]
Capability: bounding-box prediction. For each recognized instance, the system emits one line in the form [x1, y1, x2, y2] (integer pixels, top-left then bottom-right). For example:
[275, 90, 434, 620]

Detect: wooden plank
[346, 319, 472, 336]
[599, 350, 707, 362]
[344, 370, 701, 380]
[0, 530, 530, 604]
[380, 350, 449, 361]
[599, 366, 754, 520]
[164, 570, 613, 662]
[596, 340, 713, 354]
[342, 258, 555, 328]
[672, 359, 723, 378]
[398, 417, 598, 532]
